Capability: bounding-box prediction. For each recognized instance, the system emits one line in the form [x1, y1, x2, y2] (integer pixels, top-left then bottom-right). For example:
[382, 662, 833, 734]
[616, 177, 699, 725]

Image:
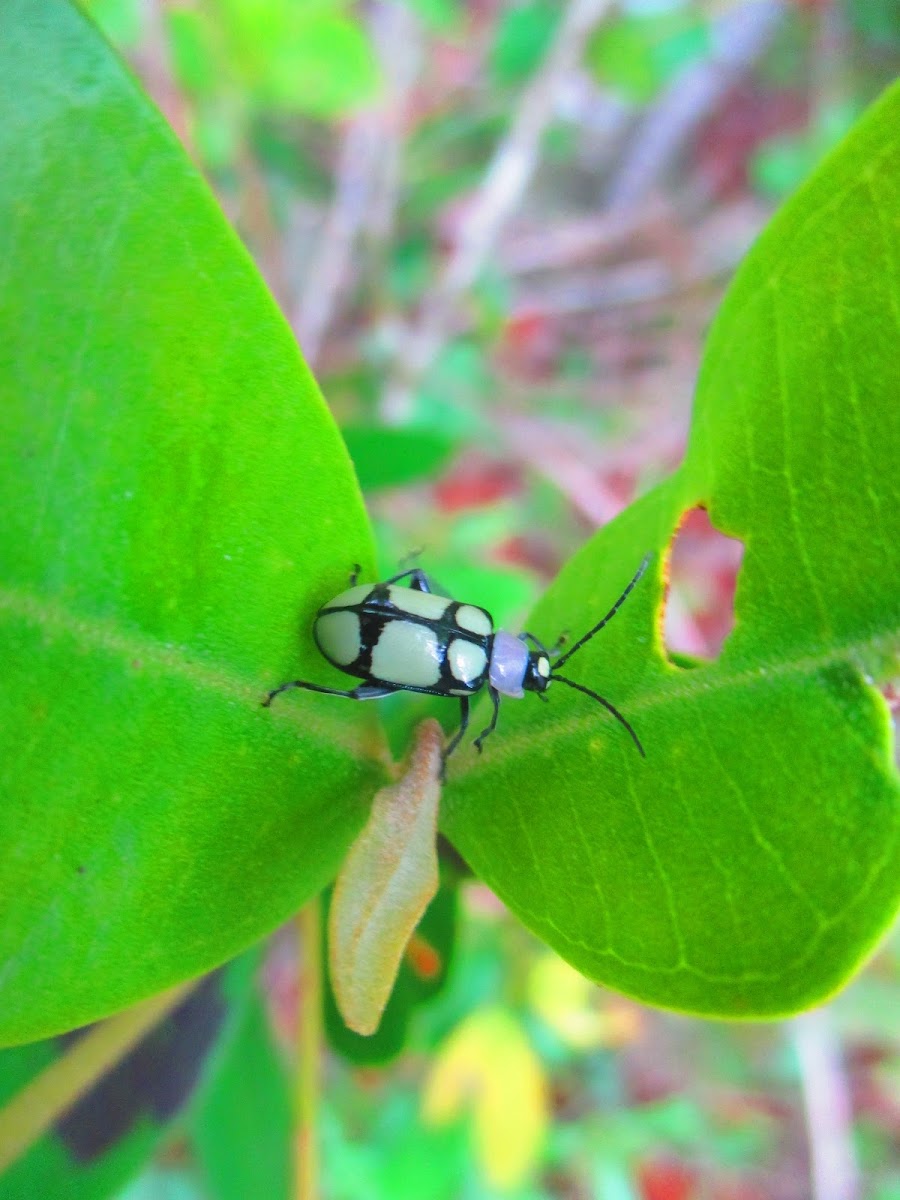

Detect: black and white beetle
[263, 554, 650, 765]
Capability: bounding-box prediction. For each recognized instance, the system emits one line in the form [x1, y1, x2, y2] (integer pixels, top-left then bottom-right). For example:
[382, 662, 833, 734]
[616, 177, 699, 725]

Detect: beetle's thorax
[488, 630, 527, 697]
[489, 631, 551, 698]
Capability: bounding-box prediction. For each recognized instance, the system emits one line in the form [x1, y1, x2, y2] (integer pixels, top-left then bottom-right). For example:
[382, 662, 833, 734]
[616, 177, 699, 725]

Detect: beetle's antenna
[553, 553, 652, 669]
[552, 676, 645, 758]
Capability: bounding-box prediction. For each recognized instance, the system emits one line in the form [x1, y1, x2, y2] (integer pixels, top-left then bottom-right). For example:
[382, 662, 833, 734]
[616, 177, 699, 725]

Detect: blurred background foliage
[63, 0, 900, 1195]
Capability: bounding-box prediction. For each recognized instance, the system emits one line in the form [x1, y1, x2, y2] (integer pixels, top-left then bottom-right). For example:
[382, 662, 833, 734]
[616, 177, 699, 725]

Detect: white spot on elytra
[387, 587, 450, 621]
[455, 604, 492, 636]
[315, 611, 361, 666]
[370, 621, 441, 687]
[448, 639, 487, 684]
[326, 584, 374, 609]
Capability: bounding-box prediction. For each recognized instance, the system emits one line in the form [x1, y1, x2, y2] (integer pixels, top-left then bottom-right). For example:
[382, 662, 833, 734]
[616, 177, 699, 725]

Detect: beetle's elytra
[264, 556, 650, 765]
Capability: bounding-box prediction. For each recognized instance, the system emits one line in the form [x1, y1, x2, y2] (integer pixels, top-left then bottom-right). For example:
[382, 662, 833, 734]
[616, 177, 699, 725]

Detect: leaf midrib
[6, 579, 894, 771]
[451, 626, 900, 777]
[0, 581, 368, 753]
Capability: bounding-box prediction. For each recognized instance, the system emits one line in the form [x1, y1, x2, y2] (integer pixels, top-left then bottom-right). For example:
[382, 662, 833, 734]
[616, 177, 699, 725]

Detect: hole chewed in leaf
[880, 681, 900, 766]
[663, 506, 744, 665]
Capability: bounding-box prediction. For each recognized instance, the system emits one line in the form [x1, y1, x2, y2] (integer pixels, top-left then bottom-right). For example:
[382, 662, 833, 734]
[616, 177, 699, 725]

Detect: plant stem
[295, 898, 323, 1200]
[379, 0, 615, 423]
[792, 1008, 860, 1200]
[0, 981, 193, 1174]
[291, 1, 421, 365]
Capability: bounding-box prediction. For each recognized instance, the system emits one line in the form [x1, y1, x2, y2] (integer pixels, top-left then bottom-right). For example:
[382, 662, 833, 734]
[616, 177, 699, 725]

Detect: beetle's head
[523, 651, 552, 694]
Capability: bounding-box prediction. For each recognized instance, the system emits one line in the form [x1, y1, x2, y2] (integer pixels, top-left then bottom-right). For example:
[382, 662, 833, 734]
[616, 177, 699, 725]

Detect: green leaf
[191, 988, 291, 1200]
[165, 9, 220, 98]
[489, 1, 561, 87]
[0, 955, 255, 1199]
[175, 0, 382, 118]
[321, 1091, 469, 1200]
[443, 85, 900, 1017]
[0, 0, 382, 1046]
[844, 0, 900, 48]
[342, 425, 457, 492]
[79, 0, 142, 47]
[397, 0, 462, 35]
[586, 12, 710, 104]
[586, 16, 660, 103]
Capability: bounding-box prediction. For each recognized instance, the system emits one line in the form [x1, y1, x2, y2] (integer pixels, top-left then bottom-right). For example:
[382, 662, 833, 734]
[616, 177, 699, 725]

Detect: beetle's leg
[382, 567, 434, 593]
[263, 680, 396, 707]
[398, 546, 425, 569]
[473, 687, 501, 753]
[519, 631, 550, 655]
[520, 630, 568, 658]
[349, 562, 361, 585]
[442, 695, 470, 771]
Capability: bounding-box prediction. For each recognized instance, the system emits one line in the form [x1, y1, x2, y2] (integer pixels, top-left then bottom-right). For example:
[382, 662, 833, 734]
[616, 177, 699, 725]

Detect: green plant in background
[166, 0, 381, 164]
[1, 0, 898, 1045]
[0, 954, 272, 1199]
[0, 0, 383, 1049]
[0, 2, 899, 1193]
[445, 76, 900, 1016]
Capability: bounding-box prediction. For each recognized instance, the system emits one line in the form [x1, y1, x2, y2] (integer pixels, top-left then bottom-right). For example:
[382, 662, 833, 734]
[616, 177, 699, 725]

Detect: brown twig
[291, 2, 421, 367]
[606, 0, 788, 210]
[295, 899, 323, 1200]
[500, 202, 668, 276]
[512, 196, 764, 316]
[791, 1008, 861, 1200]
[380, 0, 616, 422]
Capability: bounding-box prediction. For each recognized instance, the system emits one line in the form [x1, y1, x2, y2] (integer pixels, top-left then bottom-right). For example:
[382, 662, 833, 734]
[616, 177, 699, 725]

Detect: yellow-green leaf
[422, 1008, 548, 1190]
[443, 84, 900, 1018]
[0, 0, 381, 1046]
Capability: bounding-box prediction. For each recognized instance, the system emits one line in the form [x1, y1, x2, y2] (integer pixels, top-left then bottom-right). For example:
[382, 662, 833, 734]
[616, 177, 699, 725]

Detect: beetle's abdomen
[314, 583, 494, 694]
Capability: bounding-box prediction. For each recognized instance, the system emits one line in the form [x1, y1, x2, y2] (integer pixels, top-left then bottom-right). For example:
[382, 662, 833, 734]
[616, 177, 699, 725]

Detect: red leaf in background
[492, 535, 561, 579]
[503, 311, 546, 350]
[262, 924, 298, 1054]
[638, 1158, 698, 1200]
[405, 932, 442, 981]
[434, 457, 522, 511]
[498, 310, 560, 379]
[694, 82, 808, 199]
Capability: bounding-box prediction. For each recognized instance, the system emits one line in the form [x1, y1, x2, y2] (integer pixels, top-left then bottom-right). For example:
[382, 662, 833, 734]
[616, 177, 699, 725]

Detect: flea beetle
[264, 555, 650, 764]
